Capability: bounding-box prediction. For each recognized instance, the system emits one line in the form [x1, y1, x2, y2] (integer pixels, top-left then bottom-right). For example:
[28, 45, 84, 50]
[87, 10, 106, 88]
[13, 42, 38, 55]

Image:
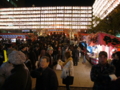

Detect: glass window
[73, 7, 80, 9]
[81, 7, 88, 9]
[57, 7, 64, 9]
[64, 10, 72, 13]
[57, 10, 64, 13]
[65, 7, 72, 9]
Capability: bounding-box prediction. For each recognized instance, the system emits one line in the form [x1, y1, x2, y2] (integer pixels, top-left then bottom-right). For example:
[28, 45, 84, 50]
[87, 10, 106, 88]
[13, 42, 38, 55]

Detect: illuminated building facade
[92, 0, 120, 27]
[0, 6, 92, 32]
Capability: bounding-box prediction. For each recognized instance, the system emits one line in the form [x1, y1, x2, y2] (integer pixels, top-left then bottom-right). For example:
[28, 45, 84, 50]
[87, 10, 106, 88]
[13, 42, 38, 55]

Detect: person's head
[6, 43, 12, 48]
[98, 51, 108, 65]
[35, 45, 39, 50]
[39, 56, 50, 69]
[65, 50, 72, 59]
[20, 45, 27, 51]
[111, 53, 116, 60]
[47, 46, 53, 55]
[40, 50, 46, 56]
[8, 50, 26, 65]
[28, 46, 34, 52]
[0, 44, 3, 50]
[75, 45, 78, 50]
[114, 51, 120, 60]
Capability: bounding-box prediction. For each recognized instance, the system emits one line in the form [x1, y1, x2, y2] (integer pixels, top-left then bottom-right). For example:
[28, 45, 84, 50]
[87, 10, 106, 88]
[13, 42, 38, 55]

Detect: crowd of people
[0, 33, 81, 90]
[0, 33, 120, 90]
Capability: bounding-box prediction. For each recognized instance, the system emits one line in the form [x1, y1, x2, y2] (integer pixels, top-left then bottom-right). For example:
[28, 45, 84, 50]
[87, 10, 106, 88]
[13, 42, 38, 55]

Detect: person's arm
[31, 69, 41, 78]
[35, 60, 39, 69]
[90, 65, 114, 83]
[58, 59, 64, 66]
[108, 65, 115, 74]
[90, 65, 102, 82]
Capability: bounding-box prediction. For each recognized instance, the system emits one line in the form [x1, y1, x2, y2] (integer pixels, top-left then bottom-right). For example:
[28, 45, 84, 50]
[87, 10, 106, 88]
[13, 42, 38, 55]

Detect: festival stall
[86, 32, 120, 65]
[0, 33, 38, 43]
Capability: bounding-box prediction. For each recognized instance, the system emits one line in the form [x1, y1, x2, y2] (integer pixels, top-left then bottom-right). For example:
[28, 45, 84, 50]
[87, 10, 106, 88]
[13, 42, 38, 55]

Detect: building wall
[0, 6, 92, 31]
[92, 0, 120, 27]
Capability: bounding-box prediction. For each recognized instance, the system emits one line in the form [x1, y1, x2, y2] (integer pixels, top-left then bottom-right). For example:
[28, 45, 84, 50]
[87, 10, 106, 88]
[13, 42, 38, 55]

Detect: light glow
[93, 0, 120, 26]
[0, 6, 92, 30]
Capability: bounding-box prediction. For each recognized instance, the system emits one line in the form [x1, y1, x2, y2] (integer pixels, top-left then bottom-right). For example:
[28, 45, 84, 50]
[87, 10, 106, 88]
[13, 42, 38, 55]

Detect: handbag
[56, 63, 61, 70]
[62, 76, 74, 85]
[62, 70, 74, 85]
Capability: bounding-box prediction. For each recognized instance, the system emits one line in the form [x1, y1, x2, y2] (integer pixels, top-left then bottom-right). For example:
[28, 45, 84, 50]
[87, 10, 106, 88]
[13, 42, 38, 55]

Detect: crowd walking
[0, 33, 120, 90]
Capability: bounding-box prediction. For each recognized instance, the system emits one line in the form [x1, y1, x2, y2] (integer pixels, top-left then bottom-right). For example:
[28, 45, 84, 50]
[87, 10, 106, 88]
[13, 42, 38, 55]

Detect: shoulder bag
[62, 70, 74, 85]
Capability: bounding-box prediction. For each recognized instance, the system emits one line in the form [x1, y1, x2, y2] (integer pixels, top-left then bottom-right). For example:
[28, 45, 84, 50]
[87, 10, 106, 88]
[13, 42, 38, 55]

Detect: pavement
[58, 86, 92, 90]
[32, 56, 94, 89]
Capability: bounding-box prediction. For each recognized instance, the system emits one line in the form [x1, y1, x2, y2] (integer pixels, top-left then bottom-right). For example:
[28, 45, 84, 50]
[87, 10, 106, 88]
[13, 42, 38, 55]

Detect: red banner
[97, 32, 120, 47]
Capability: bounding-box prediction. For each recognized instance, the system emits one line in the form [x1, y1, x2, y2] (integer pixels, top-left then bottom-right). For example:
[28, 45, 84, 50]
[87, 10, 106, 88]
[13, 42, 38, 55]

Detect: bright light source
[0, 6, 92, 29]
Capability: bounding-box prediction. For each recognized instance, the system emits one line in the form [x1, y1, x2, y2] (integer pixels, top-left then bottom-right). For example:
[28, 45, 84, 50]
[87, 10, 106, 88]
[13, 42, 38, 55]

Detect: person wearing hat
[0, 50, 32, 90]
[45, 46, 54, 69]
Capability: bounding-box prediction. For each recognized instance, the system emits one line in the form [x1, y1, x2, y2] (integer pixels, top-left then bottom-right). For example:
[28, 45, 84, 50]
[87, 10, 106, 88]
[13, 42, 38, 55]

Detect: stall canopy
[87, 32, 120, 60]
[88, 32, 120, 47]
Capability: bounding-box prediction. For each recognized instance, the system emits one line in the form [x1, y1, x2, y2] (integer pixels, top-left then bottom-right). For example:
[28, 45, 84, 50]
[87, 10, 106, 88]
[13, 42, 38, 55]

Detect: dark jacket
[111, 59, 120, 77]
[45, 53, 55, 69]
[109, 78, 120, 90]
[90, 63, 115, 90]
[28, 51, 37, 70]
[1, 64, 32, 90]
[31, 67, 58, 90]
[72, 49, 79, 60]
[0, 50, 4, 66]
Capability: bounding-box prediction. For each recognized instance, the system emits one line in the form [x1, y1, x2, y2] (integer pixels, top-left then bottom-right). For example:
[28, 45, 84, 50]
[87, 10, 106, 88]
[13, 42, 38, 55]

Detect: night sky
[25, 0, 95, 7]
